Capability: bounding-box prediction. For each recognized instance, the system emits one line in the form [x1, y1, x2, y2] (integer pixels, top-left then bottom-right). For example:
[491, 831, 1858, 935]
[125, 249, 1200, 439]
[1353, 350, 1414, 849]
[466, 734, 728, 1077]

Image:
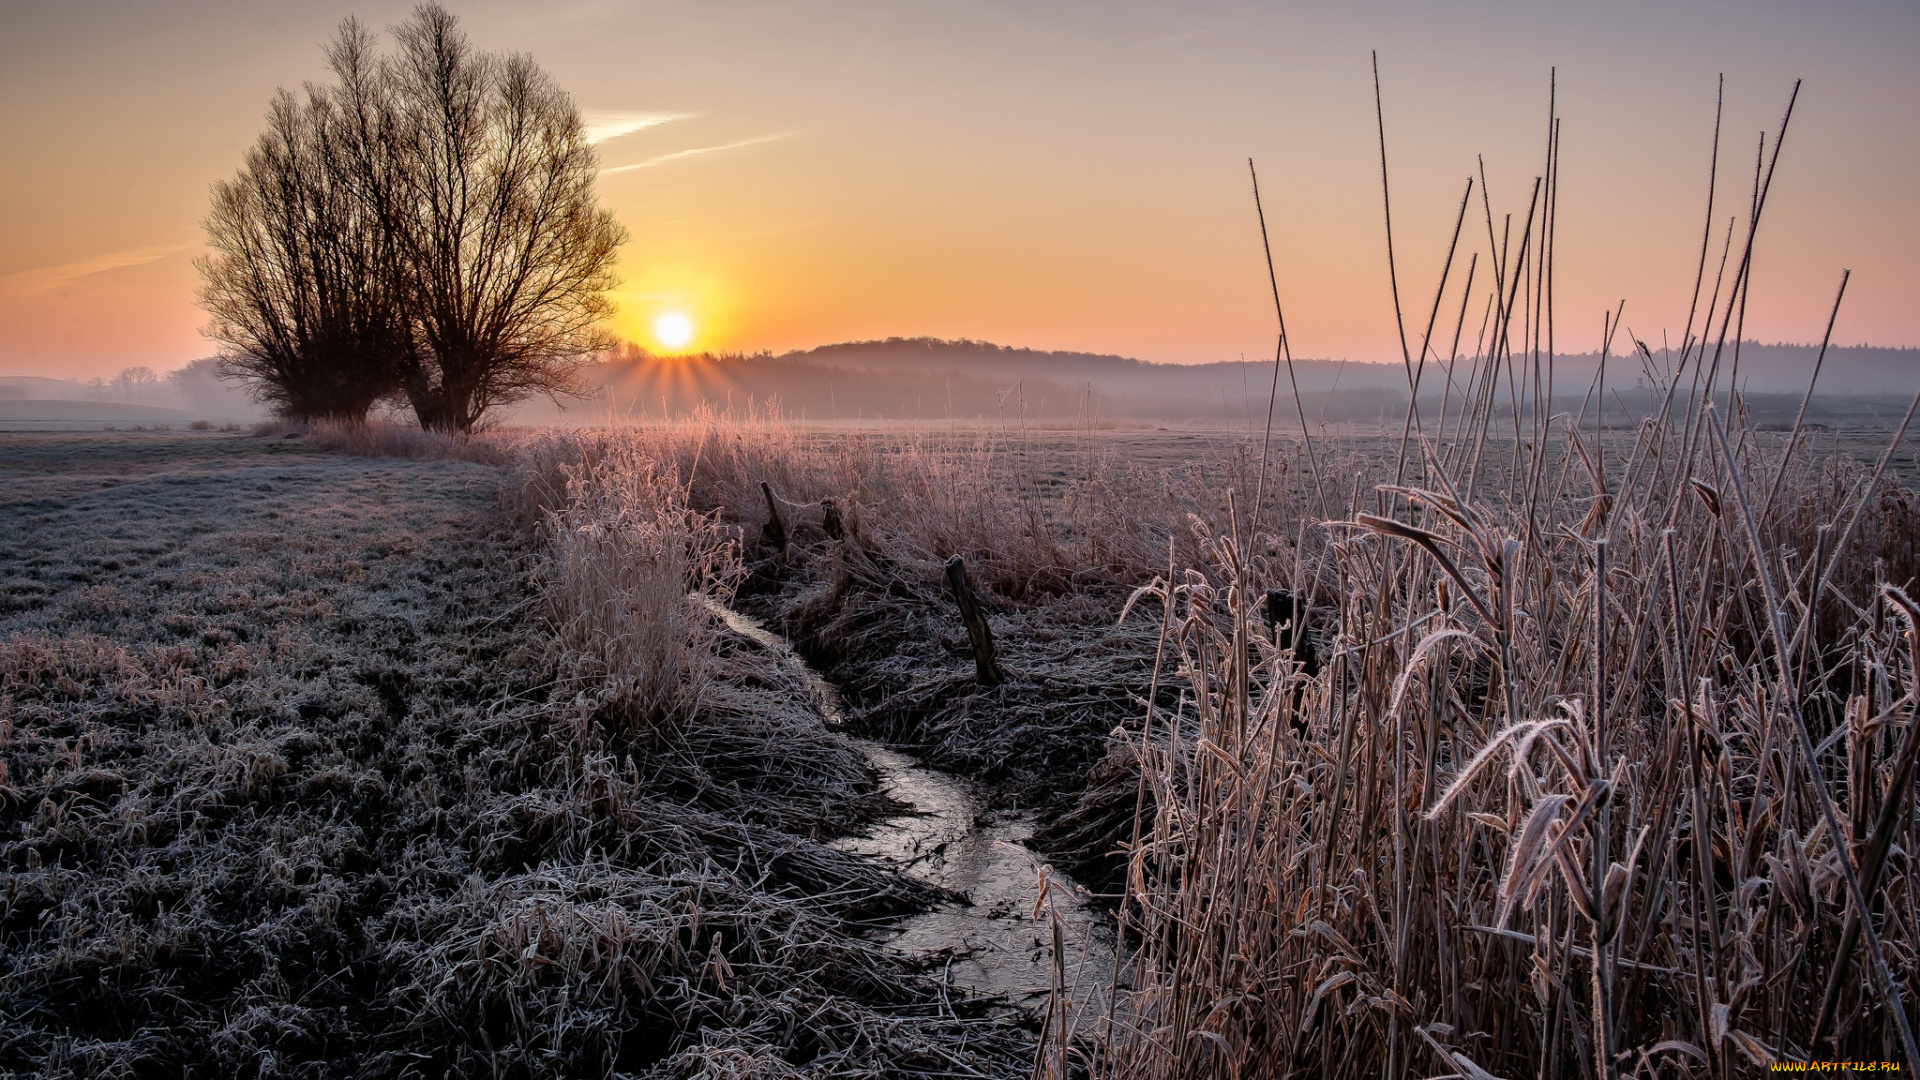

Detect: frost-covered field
[0, 432, 1020, 1078]
[0, 434, 526, 1071]
[0, 432, 504, 638]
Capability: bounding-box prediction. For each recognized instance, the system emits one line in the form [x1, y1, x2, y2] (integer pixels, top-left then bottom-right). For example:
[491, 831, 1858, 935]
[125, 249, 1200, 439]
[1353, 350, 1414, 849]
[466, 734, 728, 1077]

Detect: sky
[2, 0, 1916, 380]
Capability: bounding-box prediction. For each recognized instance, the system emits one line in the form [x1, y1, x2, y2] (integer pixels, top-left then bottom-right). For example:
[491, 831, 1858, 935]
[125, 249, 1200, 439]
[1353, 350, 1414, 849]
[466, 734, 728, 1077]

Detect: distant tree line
[197, 4, 626, 432]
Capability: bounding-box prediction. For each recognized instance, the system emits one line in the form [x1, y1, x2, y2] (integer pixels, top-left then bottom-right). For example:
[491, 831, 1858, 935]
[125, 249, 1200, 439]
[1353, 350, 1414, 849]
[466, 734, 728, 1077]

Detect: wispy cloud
[600, 131, 799, 175]
[0, 246, 184, 298]
[581, 110, 694, 145]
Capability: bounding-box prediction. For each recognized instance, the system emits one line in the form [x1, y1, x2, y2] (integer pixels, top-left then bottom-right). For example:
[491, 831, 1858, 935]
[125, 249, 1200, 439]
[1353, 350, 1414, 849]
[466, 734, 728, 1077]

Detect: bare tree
[198, 83, 407, 423]
[109, 367, 160, 401]
[375, 5, 626, 432]
[199, 6, 626, 432]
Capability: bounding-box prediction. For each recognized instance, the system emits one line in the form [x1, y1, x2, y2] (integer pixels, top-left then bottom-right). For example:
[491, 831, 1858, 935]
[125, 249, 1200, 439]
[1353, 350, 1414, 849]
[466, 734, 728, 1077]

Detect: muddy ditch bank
[699, 597, 1116, 1012]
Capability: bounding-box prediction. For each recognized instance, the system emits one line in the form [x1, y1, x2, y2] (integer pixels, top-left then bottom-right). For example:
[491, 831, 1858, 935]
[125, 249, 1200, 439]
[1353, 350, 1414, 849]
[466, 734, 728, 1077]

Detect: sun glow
[653, 312, 694, 350]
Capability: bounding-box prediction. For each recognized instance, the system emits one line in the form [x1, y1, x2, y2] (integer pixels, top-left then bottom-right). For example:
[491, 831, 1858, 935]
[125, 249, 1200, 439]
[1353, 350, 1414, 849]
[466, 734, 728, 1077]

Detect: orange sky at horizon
[2, 0, 1916, 381]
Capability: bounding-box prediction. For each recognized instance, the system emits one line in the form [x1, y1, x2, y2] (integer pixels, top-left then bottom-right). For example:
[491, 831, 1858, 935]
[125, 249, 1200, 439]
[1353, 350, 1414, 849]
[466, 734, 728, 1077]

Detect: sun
[653, 312, 693, 350]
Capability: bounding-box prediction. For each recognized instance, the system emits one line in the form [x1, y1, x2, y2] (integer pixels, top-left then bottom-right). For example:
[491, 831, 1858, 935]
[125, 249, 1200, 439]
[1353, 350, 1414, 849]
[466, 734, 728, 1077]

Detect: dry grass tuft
[533, 437, 736, 732]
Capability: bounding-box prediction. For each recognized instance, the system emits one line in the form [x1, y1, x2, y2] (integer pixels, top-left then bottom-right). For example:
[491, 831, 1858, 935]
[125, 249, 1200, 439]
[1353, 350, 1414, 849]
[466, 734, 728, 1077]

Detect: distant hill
[510, 337, 1920, 427]
[0, 376, 95, 400]
[534, 338, 1409, 425]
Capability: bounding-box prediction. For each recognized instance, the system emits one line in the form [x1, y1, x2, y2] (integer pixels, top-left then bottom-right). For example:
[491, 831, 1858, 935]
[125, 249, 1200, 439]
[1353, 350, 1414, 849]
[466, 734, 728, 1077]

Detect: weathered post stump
[759, 481, 788, 551]
[1263, 588, 1319, 677]
[945, 555, 1003, 687]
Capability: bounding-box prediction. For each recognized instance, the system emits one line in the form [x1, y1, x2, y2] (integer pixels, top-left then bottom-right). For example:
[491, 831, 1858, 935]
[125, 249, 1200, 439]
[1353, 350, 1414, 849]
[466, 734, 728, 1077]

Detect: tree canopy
[199, 4, 626, 431]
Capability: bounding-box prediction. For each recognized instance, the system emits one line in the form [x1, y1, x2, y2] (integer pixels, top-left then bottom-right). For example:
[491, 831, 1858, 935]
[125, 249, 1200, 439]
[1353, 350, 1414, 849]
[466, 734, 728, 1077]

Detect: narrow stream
[696, 596, 1115, 1009]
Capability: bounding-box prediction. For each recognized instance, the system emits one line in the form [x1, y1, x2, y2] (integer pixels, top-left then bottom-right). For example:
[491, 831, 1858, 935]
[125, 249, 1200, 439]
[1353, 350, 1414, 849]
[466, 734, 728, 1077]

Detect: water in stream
[697, 596, 1116, 1009]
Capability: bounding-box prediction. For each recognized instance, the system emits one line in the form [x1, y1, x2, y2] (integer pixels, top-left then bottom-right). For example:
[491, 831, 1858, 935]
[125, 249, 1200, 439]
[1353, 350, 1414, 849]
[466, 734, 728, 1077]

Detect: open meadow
[8, 397, 1915, 1077]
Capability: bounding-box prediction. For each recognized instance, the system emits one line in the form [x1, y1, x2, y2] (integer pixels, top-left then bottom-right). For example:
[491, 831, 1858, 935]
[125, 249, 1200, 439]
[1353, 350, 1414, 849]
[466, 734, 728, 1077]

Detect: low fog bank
[0, 359, 263, 427]
[11, 338, 1914, 431]
[511, 337, 1920, 429]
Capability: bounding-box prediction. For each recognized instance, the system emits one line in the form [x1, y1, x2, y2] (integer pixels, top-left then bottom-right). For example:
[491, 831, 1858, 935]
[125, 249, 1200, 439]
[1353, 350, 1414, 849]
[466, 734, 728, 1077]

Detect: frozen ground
[0, 433, 521, 1072]
[0, 432, 1026, 1078]
[0, 432, 503, 634]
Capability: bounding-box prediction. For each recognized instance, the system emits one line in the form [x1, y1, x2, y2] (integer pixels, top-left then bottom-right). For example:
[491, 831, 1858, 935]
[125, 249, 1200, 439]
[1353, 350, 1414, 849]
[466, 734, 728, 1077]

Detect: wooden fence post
[945, 555, 1003, 687]
[759, 481, 787, 551]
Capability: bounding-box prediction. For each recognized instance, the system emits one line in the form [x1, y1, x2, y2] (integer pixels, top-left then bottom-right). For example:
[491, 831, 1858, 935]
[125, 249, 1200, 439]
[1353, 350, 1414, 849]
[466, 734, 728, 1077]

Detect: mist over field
[507, 336, 1920, 427]
[9, 335, 1918, 432]
[0, 359, 260, 428]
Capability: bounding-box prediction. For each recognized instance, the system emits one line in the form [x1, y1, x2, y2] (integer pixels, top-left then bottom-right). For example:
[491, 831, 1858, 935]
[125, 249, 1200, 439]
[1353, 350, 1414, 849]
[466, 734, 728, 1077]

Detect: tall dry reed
[1087, 72, 1920, 1078]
